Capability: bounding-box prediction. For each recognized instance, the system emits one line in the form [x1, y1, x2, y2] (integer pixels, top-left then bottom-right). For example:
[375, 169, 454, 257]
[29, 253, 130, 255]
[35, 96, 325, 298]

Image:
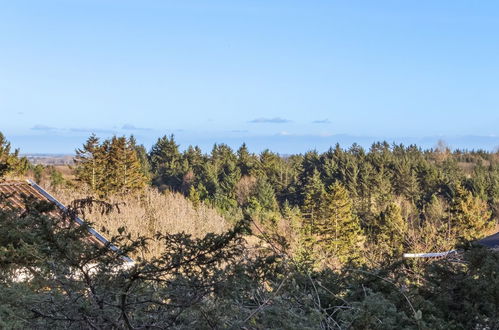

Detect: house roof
[404, 231, 499, 259]
[0, 180, 56, 211]
[476, 232, 499, 249]
[0, 179, 132, 263]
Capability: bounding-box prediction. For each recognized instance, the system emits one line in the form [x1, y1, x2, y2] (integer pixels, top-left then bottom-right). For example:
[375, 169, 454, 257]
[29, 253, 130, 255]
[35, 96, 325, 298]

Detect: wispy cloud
[122, 124, 151, 131]
[312, 119, 331, 124]
[31, 124, 57, 131]
[249, 117, 291, 124]
[70, 128, 117, 134]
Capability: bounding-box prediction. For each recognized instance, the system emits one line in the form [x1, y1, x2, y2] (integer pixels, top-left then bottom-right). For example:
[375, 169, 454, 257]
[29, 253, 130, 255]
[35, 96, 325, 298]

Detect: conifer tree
[370, 165, 393, 212]
[319, 182, 364, 263]
[0, 132, 13, 178]
[357, 161, 374, 216]
[302, 168, 326, 224]
[373, 203, 407, 258]
[75, 135, 147, 195]
[188, 185, 201, 208]
[252, 177, 279, 213]
[183, 145, 205, 177]
[210, 144, 240, 212]
[103, 136, 146, 194]
[237, 143, 257, 176]
[0, 132, 11, 177]
[393, 157, 419, 201]
[259, 149, 285, 190]
[450, 185, 493, 241]
[0, 132, 28, 178]
[74, 134, 103, 191]
[149, 135, 183, 190]
[129, 135, 151, 183]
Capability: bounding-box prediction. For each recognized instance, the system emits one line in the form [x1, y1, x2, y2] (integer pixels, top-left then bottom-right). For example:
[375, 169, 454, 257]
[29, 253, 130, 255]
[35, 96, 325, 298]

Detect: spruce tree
[0, 132, 11, 177]
[129, 135, 151, 184]
[149, 135, 183, 190]
[183, 145, 205, 177]
[187, 185, 201, 208]
[301, 168, 326, 224]
[236, 143, 256, 176]
[75, 135, 147, 195]
[393, 157, 420, 201]
[373, 203, 407, 258]
[254, 178, 279, 213]
[259, 149, 285, 190]
[74, 134, 103, 191]
[103, 136, 146, 194]
[319, 182, 364, 263]
[210, 144, 240, 212]
[0, 132, 28, 178]
[450, 185, 493, 241]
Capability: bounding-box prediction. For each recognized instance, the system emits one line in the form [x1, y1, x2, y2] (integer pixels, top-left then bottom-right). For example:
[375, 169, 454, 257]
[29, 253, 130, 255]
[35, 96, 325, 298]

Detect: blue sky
[1, 1, 499, 154]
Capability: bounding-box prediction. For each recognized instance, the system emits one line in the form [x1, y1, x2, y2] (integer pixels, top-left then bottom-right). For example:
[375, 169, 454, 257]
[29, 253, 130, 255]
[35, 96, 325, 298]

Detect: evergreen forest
[1, 131, 498, 329]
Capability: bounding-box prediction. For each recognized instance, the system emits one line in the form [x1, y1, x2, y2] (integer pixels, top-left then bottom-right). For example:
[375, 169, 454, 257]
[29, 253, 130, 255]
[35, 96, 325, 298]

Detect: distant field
[23, 154, 74, 165]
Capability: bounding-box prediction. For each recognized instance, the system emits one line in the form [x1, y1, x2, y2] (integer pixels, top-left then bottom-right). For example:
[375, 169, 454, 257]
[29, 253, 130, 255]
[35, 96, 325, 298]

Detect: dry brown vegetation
[50, 185, 231, 259]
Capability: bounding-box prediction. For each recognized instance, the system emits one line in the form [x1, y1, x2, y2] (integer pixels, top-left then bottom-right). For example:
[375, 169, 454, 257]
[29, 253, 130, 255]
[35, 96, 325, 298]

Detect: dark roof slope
[476, 232, 499, 249]
[0, 180, 132, 262]
[0, 180, 57, 211]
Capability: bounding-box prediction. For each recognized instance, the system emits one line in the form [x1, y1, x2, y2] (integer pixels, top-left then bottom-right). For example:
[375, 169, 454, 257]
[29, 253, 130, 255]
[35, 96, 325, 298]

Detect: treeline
[1, 132, 499, 328]
[73, 134, 499, 266]
[74, 134, 149, 194]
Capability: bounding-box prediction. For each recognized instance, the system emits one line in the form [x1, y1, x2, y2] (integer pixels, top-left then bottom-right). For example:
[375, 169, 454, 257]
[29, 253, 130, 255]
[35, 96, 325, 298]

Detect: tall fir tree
[129, 135, 151, 184]
[259, 149, 286, 191]
[373, 203, 407, 258]
[103, 136, 147, 194]
[319, 182, 365, 263]
[0, 132, 28, 179]
[149, 135, 183, 190]
[74, 134, 103, 191]
[210, 144, 240, 212]
[236, 143, 257, 176]
[75, 135, 147, 195]
[301, 168, 327, 225]
[450, 185, 493, 241]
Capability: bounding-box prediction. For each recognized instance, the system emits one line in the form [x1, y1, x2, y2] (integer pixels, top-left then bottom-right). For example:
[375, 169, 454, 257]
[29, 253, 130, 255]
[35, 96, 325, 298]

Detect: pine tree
[74, 134, 103, 191]
[129, 135, 151, 184]
[75, 135, 147, 195]
[393, 157, 420, 201]
[149, 135, 183, 190]
[237, 143, 257, 176]
[301, 168, 326, 224]
[0, 132, 28, 178]
[318, 182, 364, 263]
[183, 145, 205, 177]
[188, 185, 201, 208]
[258, 149, 291, 198]
[450, 185, 493, 241]
[373, 203, 407, 258]
[182, 146, 206, 196]
[253, 177, 279, 213]
[370, 164, 393, 212]
[210, 144, 240, 212]
[0, 132, 11, 177]
[103, 136, 146, 194]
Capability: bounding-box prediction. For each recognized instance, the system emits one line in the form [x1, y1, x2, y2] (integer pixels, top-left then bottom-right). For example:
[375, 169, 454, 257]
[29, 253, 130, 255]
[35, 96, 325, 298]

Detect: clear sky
[1, 0, 499, 154]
